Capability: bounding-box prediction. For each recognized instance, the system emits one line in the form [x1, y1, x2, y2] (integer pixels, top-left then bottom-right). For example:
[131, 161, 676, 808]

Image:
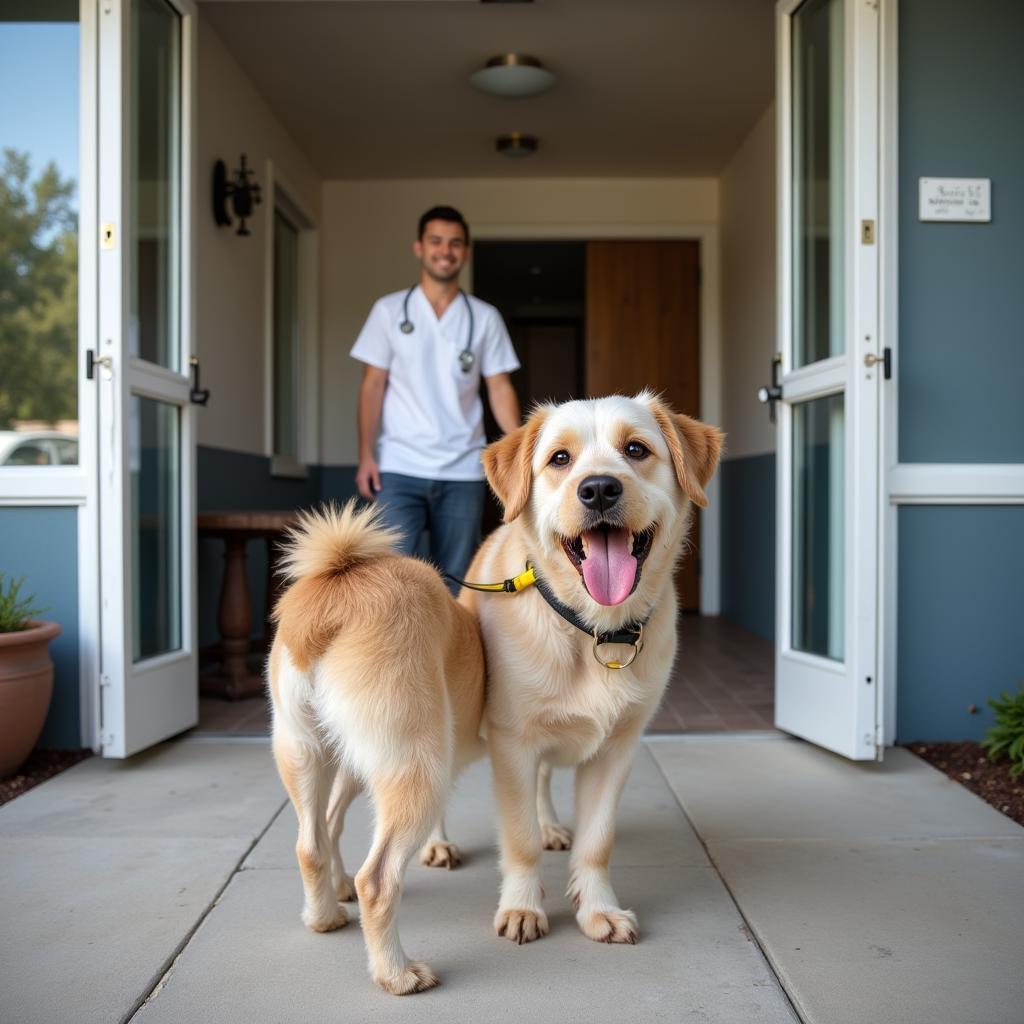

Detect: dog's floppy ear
[649, 401, 724, 508]
[482, 410, 548, 523]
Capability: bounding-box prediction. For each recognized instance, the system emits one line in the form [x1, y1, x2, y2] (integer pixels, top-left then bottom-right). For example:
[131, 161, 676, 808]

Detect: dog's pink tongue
[581, 528, 637, 606]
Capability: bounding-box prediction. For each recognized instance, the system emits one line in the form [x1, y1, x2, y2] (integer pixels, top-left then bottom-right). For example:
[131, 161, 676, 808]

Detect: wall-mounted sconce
[212, 154, 262, 236]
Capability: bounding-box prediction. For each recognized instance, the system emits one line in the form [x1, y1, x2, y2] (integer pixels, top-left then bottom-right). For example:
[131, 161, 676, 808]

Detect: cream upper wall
[320, 177, 718, 466]
[195, 19, 321, 456]
[719, 103, 776, 461]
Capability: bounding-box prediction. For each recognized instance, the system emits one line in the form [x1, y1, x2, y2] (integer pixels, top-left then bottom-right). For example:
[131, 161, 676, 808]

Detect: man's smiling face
[414, 219, 469, 285]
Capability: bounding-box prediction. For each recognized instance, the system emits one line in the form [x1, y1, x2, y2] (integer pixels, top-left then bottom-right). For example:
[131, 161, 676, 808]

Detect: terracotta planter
[0, 620, 61, 778]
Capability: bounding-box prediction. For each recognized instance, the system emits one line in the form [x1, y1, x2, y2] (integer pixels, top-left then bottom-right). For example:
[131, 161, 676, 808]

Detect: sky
[0, 21, 80, 194]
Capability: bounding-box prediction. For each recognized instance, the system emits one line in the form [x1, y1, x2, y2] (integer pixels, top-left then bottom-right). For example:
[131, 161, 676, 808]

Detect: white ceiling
[200, 0, 776, 180]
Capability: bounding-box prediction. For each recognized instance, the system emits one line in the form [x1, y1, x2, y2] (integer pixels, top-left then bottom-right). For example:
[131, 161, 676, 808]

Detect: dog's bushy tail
[277, 500, 403, 584]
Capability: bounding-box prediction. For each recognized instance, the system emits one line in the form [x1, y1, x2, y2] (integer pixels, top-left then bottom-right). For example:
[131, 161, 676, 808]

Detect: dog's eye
[549, 450, 571, 468]
[624, 441, 650, 461]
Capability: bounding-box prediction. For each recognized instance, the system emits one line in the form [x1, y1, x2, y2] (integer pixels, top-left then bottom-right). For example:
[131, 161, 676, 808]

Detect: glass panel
[792, 394, 844, 661]
[273, 209, 299, 460]
[0, 3, 79, 466]
[130, 396, 181, 662]
[792, 0, 844, 368]
[130, 0, 181, 370]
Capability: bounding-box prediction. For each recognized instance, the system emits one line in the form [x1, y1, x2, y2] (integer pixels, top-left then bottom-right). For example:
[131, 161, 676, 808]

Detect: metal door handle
[863, 348, 892, 379]
[190, 356, 211, 405]
[85, 350, 112, 379]
[757, 353, 783, 422]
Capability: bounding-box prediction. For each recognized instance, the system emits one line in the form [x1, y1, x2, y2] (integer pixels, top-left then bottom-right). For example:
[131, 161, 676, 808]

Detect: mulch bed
[906, 741, 1024, 828]
[0, 748, 92, 807]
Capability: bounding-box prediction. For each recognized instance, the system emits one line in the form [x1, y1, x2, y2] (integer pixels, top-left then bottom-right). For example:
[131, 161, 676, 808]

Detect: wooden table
[198, 510, 299, 700]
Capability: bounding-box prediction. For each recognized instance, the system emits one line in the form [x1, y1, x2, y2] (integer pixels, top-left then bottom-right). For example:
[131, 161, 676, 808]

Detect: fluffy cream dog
[464, 391, 722, 945]
[267, 504, 485, 995]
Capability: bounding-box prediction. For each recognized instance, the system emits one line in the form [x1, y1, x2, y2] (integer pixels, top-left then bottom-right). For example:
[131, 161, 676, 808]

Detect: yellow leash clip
[445, 564, 537, 594]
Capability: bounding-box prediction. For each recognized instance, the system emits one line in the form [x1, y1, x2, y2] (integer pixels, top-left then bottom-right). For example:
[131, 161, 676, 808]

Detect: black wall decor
[212, 154, 262, 236]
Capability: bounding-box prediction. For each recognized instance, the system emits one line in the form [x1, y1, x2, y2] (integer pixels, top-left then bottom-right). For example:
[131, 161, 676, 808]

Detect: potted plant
[0, 573, 61, 778]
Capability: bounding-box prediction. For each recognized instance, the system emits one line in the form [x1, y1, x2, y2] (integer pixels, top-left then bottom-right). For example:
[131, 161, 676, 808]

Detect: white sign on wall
[919, 178, 991, 222]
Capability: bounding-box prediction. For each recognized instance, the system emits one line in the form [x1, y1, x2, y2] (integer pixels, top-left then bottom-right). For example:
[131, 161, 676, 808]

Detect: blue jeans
[375, 473, 486, 594]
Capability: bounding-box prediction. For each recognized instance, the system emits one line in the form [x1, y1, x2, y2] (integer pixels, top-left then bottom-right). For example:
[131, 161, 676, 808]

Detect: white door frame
[96, 0, 198, 757]
[774, 0, 883, 760]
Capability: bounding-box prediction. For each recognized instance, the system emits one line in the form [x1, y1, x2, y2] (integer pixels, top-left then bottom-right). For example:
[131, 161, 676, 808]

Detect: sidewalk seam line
[122, 797, 289, 1024]
[643, 743, 809, 1024]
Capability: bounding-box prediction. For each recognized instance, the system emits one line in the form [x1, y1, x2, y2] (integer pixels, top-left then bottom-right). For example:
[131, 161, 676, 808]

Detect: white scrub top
[350, 286, 520, 481]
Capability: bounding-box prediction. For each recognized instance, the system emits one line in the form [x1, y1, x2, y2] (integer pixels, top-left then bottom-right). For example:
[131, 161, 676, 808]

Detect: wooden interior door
[586, 240, 701, 610]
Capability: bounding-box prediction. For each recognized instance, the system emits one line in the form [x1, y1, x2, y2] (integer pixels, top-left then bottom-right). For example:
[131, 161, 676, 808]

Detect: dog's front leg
[491, 731, 548, 944]
[567, 731, 641, 944]
[326, 766, 362, 901]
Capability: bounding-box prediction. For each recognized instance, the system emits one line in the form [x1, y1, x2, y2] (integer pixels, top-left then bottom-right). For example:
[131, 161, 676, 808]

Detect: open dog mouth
[560, 524, 656, 606]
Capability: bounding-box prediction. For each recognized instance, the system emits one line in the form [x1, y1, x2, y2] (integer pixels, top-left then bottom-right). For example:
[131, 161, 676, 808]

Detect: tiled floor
[647, 615, 776, 733]
[194, 615, 776, 737]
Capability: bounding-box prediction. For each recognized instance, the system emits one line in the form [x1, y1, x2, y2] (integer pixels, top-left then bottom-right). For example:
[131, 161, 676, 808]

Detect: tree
[0, 149, 78, 429]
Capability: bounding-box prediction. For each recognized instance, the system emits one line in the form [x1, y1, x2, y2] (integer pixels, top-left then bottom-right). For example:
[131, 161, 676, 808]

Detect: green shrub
[982, 685, 1024, 778]
[0, 573, 47, 633]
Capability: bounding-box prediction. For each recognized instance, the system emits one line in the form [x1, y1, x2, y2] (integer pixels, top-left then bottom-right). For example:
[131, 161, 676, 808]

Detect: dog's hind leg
[326, 766, 362, 901]
[274, 732, 348, 933]
[537, 760, 573, 851]
[356, 764, 446, 995]
[419, 814, 462, 868]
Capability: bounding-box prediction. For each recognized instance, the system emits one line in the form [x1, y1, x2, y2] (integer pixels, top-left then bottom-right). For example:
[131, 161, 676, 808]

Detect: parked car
[0, 432, 78, 467]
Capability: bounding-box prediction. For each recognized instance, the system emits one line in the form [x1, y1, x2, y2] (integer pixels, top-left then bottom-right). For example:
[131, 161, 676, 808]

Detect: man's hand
[356, 365, 388, 500]
[484, 373, 521, 436]
[356, 456, 382, 501]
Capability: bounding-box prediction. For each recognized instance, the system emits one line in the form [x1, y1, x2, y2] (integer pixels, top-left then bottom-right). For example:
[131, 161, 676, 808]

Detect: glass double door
[97, 0, 197, 756]
[774, 0, 882, 760]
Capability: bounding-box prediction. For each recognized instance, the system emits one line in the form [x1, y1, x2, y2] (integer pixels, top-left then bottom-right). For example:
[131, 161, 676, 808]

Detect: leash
[445, 561, 647, 670]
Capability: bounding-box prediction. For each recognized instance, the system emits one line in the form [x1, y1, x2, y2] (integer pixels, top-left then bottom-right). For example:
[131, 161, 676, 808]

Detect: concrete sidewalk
[1, 733, 1021, 1024]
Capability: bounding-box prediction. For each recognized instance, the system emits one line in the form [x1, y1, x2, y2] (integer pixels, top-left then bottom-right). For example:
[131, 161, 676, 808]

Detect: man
[351, 206, 521, 586]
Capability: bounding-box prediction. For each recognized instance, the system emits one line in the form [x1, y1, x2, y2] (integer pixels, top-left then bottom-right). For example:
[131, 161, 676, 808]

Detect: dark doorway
[474, 241, 587, 533]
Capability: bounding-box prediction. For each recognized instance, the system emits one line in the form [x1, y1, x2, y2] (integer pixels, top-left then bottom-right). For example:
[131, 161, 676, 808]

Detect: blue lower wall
[719, 453, 776, 642]
[897, 506, 1024, 742]
[0, 507, 80, 748]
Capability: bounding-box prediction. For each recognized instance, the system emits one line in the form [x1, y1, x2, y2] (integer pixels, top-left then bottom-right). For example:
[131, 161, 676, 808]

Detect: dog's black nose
[577, 475, 623, 512]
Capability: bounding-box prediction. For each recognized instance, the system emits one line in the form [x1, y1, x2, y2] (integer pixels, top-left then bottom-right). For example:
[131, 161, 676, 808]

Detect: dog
[267, 503, 487, 995]
[463, 391, 723, 945]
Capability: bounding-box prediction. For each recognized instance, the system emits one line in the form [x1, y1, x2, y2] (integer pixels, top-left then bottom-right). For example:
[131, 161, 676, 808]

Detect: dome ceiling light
[470, 55, 557, 98]
[496, 133, 539, 158]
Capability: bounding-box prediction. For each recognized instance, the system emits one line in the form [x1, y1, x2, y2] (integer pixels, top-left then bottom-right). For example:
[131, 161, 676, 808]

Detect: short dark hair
[417, 206, 470, 245]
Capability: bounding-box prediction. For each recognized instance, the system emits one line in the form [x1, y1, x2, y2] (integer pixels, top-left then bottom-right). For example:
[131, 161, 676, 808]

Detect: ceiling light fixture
[470, 54, 557, 98]
[496, 133, 539, 158]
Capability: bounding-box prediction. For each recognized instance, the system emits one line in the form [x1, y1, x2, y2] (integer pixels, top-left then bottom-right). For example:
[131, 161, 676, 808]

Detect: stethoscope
[399, 286, 475, 373]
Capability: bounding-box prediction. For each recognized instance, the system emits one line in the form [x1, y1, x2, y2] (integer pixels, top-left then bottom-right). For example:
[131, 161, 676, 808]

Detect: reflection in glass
[792, 0, 844, 368]
[0, 5, 79, 464]
[131, 397, 181, 662]
[273, 209, 300, 460]
[792, 394, 844, 661]
[130, 0, 181, 369]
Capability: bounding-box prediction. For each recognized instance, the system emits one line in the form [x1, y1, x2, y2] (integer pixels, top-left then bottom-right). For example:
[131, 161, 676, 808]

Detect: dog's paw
[302, 903, 349, 933]
[494, 907, 549, 945]
[333, 871, 357, 902]
[420, 841, 462, 869]
[374, 961, 439, 996]
[541, 824, 573, 851]
[578, 908, 639, 945]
